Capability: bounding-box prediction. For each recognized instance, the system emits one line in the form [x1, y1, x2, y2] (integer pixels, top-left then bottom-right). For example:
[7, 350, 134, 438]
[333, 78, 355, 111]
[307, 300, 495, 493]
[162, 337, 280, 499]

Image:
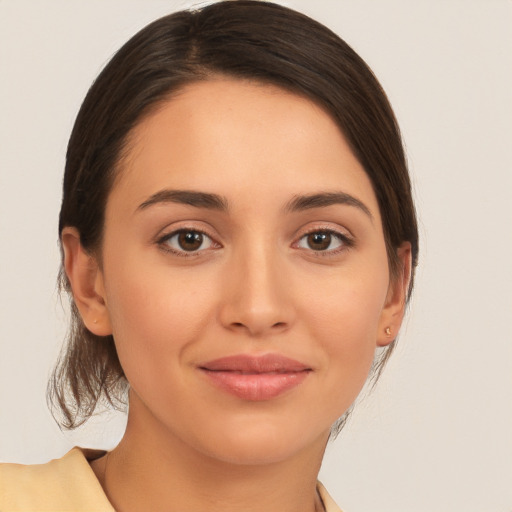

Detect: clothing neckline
[75, 446, 340, 512]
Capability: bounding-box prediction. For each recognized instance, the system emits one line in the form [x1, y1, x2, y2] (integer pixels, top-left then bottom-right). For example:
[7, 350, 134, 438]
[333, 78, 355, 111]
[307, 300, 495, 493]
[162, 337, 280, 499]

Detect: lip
[198, 354, 312, 401]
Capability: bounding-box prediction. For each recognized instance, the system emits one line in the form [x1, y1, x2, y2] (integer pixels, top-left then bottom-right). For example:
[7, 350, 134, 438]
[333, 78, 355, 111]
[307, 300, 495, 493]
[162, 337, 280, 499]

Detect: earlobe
[61, 227, 112, 336]
[377, 242, 412, 347]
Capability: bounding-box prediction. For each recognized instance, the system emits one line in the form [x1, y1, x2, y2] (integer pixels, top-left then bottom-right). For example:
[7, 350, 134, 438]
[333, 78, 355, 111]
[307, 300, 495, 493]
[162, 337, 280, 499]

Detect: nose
[218, 243, 295, 337]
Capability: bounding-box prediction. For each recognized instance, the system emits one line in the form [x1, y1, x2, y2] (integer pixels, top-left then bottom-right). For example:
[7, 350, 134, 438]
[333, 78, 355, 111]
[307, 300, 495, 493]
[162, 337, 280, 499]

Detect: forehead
[111, 78, 380, 217]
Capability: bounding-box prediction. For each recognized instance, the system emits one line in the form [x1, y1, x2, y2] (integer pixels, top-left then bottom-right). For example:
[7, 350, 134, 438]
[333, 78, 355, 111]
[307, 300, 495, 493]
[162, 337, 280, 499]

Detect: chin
[188, 416, 331, 466]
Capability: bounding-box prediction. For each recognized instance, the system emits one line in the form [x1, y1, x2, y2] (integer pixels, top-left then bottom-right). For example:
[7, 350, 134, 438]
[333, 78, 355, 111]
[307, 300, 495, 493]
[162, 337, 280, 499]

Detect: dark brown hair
[49, 0, 419, 432]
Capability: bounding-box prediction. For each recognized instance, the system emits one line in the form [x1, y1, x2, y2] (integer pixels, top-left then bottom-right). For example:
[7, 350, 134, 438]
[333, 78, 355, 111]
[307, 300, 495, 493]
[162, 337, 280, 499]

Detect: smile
[198, 354, 312, 401]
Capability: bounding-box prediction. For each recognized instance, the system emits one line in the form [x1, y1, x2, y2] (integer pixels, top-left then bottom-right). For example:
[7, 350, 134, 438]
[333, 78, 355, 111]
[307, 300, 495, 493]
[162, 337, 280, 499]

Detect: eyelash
[157, 228, 220, 257]
[156, 226, 354, 258]
[294, 227, 354, 257]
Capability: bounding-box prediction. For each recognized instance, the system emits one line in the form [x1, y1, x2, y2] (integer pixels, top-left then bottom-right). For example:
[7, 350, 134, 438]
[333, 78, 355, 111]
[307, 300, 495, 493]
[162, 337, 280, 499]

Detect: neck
[92, 396, 329, 512]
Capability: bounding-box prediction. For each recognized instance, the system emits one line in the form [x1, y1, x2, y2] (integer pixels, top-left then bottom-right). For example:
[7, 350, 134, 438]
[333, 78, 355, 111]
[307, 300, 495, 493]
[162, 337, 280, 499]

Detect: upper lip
[199, 353, 311, 373]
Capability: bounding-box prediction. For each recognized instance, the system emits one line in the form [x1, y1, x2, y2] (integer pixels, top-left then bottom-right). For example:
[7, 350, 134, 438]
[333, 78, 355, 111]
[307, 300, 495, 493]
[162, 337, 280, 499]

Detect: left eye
[161, 230, 215, 253]
[296, 231, 345, 252]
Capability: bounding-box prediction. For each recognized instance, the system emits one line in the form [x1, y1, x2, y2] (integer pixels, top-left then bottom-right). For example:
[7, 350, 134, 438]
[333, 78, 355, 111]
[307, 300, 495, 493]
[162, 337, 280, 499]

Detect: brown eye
[307, 232, 332, 251]
[161, 230, 215, 254]
[178, 231, 204, 251]
[296, 230, 346, 253]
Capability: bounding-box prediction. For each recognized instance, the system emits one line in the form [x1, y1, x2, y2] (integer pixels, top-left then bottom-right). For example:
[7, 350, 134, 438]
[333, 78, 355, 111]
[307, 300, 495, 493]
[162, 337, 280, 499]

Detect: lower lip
[201, 370, 310, 401]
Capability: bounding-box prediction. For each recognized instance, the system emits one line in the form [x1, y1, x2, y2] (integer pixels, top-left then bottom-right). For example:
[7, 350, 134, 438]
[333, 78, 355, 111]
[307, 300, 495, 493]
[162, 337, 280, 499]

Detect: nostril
[229, 321, 287, 333]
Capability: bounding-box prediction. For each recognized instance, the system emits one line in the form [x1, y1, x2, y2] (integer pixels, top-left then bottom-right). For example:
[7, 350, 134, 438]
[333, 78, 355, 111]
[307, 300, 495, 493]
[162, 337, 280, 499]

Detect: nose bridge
[219, 233, 293, 336]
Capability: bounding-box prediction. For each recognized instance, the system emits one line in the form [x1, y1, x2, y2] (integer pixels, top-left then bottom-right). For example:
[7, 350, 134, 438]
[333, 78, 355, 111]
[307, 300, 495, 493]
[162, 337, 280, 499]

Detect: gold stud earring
[385, 327, 391, 336]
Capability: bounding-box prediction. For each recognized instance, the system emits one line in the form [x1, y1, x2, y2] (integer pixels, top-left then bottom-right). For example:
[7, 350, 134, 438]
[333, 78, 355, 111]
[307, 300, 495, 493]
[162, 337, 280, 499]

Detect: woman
[0, 1, 418, 510]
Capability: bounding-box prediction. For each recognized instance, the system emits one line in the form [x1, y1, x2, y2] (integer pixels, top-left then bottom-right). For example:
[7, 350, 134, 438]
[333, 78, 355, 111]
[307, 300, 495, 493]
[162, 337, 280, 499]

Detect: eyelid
[155, 223, 222, 257]
[292, 224, 355, 255]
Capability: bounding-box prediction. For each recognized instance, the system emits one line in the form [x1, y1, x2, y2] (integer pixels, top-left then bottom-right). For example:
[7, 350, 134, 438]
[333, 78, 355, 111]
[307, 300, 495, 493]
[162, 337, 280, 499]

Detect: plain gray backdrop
[1, 1, 511, 511]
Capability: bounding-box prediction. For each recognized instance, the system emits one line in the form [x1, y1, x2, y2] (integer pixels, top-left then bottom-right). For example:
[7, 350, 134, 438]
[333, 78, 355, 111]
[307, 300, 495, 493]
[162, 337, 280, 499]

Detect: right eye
[159, 229, 217, 256]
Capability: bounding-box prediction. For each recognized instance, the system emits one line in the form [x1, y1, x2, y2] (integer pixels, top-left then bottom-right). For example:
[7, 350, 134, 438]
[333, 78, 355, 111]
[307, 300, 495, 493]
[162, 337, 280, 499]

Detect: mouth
[198, 353, 312, 401]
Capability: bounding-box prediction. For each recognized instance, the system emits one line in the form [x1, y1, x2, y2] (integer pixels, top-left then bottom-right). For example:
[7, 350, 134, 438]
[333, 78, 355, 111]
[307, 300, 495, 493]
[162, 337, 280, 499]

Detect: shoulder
[317, 481, 345, 512]
[1, 450, 343, 512]
[0, 447, 115, 511]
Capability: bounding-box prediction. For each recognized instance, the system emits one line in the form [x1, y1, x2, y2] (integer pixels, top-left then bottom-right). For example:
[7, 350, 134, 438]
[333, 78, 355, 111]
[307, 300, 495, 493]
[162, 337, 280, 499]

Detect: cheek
[302, 261, 389, 345]
[298, 259, 389, 405]
[102, 255, 216, 385]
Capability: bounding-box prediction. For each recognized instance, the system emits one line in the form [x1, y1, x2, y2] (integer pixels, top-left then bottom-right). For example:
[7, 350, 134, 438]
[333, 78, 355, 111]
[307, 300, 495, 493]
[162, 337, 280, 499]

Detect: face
[87, 78, 406, 465]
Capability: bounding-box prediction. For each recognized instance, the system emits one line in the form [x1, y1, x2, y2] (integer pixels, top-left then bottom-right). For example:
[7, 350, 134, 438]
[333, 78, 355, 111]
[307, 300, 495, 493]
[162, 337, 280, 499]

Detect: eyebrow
[137, 189, 228, 212]
[136, 188, 372, 220]
[284, 192, 373, 220]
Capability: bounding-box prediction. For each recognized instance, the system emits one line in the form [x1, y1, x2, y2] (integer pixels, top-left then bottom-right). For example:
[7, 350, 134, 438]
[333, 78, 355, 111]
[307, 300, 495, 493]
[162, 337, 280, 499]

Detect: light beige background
[1, 1, 511, 511]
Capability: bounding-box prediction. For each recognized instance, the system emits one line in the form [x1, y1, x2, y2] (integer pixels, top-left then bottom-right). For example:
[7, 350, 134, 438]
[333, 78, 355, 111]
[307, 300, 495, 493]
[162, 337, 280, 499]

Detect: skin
[63, 78, 411, 512]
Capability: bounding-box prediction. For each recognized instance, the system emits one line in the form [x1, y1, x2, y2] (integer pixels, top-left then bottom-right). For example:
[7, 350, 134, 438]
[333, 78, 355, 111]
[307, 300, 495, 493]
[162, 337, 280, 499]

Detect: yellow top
[0, 448, 343, 512]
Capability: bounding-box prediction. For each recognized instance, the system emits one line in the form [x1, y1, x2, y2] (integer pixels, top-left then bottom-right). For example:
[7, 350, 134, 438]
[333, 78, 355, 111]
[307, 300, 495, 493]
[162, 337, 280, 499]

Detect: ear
[377, 242, 412, 347]
[61, 227, 112, 336]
